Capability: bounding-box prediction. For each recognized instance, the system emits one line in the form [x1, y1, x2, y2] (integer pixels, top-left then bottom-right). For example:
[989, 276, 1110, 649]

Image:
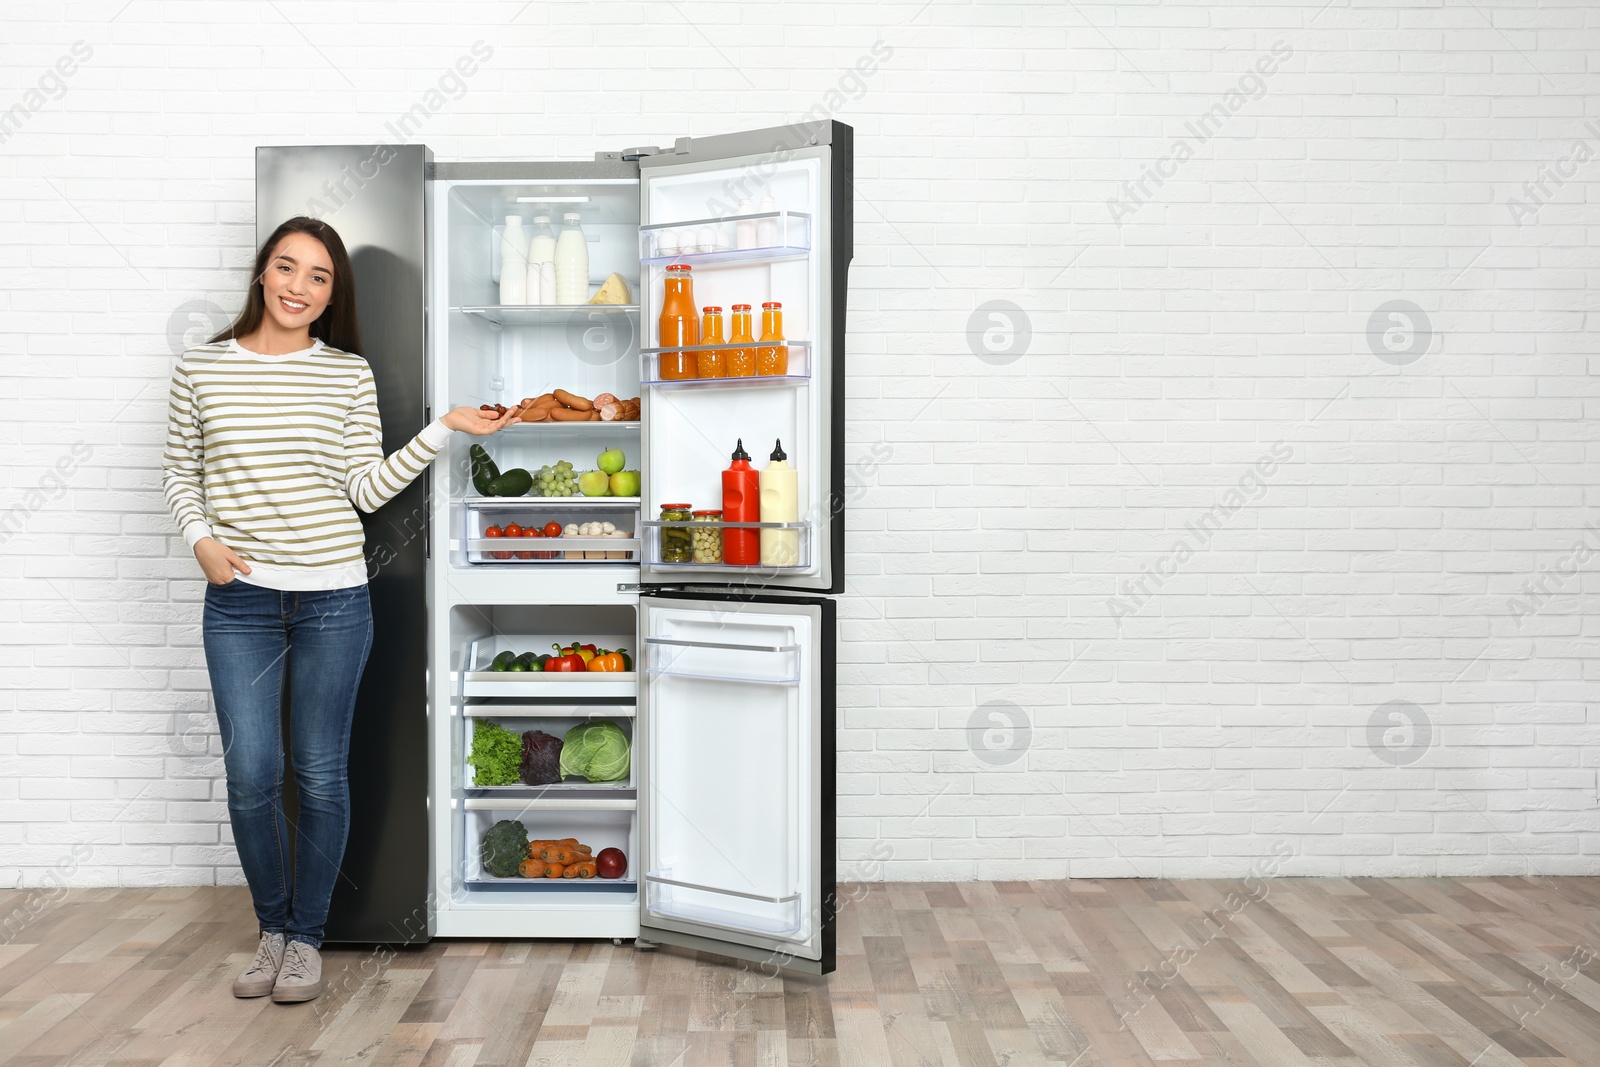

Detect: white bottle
[498, 216, 528, 305]
[538, 260, 556, 304]
[757, 196, 779, 248]
[524, 215, 556, 305]
[734, 197, 757, 250]
[759, 438, 800, 567]
[554, 212, 589, 304]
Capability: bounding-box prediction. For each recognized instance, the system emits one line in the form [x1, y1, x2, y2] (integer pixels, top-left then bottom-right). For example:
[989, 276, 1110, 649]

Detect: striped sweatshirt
[162, 337, 452, 591]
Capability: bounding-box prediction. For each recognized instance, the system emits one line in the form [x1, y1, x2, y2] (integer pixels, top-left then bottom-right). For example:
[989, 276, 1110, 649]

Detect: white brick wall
[3, 1, 1598, 889]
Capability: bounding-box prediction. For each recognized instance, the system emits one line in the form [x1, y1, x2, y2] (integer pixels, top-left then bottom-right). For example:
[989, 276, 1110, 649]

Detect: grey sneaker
[270, 939, 324, 1003]
[233, 932, 286, 998]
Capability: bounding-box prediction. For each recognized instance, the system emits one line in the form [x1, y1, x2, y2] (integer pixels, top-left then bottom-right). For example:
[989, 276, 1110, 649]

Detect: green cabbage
[559, 720, 630, 782]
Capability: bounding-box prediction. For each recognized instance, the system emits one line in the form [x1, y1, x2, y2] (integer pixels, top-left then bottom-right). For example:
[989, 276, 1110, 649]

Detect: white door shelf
[640, 210, 810, 265]
[640, 342, 810, 386]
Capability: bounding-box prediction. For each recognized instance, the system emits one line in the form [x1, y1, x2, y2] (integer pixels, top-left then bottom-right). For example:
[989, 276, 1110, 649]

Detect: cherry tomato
[484, 525, 510, 560]
[516, 526, 536, 559]
[543, 522, 563, 538]
[504, 523, 523, 538]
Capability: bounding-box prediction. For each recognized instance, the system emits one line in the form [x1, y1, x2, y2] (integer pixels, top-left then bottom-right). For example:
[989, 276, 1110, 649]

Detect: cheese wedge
[588, 272, 632, 305]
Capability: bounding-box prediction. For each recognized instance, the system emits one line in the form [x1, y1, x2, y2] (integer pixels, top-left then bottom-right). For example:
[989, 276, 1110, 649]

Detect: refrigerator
[255, 120, 850, 975]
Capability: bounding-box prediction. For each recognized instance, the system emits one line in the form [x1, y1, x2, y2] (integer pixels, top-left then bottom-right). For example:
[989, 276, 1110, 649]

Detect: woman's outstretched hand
[442, 405, 520, 435]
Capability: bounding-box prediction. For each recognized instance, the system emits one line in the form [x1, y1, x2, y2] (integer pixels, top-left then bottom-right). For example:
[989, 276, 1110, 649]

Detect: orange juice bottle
[727, 304, 756, 378]
[757, 301, 787, 376]
[699, 306, 727, 378]
[658, 264, 698, 379]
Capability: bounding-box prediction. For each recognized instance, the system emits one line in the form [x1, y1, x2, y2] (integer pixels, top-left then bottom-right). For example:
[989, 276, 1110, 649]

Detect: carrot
[553, 389, 592, 411]
[539, 846, 590, 865]
[567, 860, 597, 879]
[518, 858, 542, 878]
[538, 860, 565, 878]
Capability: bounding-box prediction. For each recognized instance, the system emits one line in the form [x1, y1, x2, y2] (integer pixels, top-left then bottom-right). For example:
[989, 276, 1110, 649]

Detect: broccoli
[470, 720, 522, 786]
[481, 819, 528, 878]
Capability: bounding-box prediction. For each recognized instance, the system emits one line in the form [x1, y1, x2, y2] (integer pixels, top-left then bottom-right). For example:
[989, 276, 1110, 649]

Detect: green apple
[609, 469, 640, 497]
[597, 447, 626, 475]
[578, 469, 612, 497]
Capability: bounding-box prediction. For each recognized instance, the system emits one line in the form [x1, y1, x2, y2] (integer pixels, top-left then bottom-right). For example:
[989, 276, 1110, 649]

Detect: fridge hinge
[616, 583, 644, 593]
[612, 146, 664, 162]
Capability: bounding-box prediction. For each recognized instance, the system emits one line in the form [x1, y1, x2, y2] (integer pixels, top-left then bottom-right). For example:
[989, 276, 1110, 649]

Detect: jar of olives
[659, 503, 693, 563]
[691, 509, 723, 564]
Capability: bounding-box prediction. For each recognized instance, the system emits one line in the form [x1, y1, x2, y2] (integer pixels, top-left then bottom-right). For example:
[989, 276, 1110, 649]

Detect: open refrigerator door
[636, 592, 836, 974]
[637, 121, 850, 595]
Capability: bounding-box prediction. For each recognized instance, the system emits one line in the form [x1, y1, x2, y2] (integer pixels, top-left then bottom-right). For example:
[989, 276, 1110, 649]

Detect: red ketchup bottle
[720, 438, 760, 565]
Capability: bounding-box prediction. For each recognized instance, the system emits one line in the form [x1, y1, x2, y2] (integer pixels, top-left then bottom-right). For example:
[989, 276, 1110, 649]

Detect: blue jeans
[202, 579, 373, 949]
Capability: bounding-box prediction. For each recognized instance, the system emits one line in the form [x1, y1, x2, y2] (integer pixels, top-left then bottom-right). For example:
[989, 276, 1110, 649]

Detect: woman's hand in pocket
[195, 538, 251, 585]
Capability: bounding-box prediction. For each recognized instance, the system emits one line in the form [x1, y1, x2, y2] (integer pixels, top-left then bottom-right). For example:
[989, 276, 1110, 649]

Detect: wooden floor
[1, 878, 1598, 1065]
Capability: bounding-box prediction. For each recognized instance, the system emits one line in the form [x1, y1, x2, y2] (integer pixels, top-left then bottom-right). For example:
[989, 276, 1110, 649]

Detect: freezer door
[637, 121, 851, 595]
[637, 591, 836, 974]
[255, 144, 433, 943]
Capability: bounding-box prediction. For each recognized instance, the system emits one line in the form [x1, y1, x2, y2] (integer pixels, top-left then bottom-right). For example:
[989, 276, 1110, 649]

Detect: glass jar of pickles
[659, 503, 693, 563]
[691, 509, 723, 563]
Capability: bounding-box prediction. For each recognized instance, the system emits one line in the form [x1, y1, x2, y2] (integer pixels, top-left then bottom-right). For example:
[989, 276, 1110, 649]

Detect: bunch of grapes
[534, 460, 578, 496]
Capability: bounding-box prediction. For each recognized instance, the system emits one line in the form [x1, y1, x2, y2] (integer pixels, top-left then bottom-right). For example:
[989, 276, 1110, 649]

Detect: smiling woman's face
[257, 232, 334, 331]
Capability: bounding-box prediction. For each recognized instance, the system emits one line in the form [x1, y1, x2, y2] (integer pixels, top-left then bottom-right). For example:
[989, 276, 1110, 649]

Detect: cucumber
[488, 650, 514, 672]
[486, 468, 533, 497]
[513, 651, 536, 670]
[470, 444, 500, 495]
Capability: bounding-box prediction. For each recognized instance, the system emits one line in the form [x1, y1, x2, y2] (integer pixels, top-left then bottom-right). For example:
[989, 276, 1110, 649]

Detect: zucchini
[470, 444, 500, 495]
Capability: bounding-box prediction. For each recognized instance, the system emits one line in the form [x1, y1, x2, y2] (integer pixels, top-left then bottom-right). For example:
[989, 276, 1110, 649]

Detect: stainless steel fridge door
[637, 120, 851, 595]
[256, 143, 433, 944]
[636, 591, 836, 974]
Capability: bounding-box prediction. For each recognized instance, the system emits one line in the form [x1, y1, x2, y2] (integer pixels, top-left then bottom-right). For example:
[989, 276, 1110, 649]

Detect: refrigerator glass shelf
[498, 420, 640, 431]
[465, 497, 641, 508]
[460, 703, 636, 718]
[466, 876, 637, 894]
[461, 795, 636, 812]
[461, 673, 638, 698]
[466, 783, 636, 798]
[644, 665, 799, 687]
[452, 304, 640, 326]
[639, 209, 810, 264]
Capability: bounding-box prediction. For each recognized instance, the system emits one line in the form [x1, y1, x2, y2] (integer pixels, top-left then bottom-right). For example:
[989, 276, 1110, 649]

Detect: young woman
[161, 217, 519, 1004]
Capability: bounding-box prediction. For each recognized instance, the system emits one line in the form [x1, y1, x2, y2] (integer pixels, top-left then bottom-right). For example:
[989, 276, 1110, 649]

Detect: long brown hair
[208, 216, 363, 355]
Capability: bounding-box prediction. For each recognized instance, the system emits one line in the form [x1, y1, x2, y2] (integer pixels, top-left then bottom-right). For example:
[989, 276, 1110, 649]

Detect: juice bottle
[727, 304, 756, 378]
[759, 438, 800, 566]
[757, 301, 787, 376]
[657, 264, 698, 380]
[721, 439, 760, 565]
[699, 306, 727, 378]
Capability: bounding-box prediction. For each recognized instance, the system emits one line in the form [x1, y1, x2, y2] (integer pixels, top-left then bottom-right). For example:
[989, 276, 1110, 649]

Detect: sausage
[553, 389, 592, 411]
[549, 407, 592, 421]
